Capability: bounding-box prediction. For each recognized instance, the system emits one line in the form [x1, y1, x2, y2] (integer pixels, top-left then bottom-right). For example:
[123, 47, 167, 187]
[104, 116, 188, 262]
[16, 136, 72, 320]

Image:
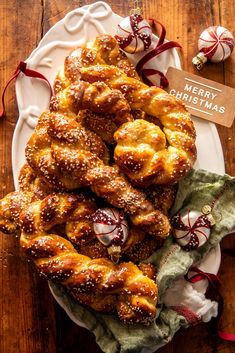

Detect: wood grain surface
[0, 1, 234, 352]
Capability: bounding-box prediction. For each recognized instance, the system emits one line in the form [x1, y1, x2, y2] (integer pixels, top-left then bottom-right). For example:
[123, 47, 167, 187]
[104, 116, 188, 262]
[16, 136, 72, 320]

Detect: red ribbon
[0, 61, 53, 119]
[185, 266, 235, 341]
[136, 19, 182, 88]
[185, 266, 221, 289]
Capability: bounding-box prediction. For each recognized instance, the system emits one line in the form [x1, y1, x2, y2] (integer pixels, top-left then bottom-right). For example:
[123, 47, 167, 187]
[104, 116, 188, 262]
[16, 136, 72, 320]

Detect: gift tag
[165, 67, 235, 127]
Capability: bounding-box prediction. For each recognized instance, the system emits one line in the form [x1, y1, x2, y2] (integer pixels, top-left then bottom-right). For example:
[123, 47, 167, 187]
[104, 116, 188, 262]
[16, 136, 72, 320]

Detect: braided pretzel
[52, 39, 196, 186]
[0, 190, 158, 324]
[79, 64, 196, 185]
[67, 218, 161, 262]
[0, 163, 54, 234]
[50, 80, 133, 127]
[26, 110, 170, 238]
[114, 119, 194, 186]
[0, 34, 193, 326]
[0, 158, 167, 260]
[18, 193, 158, 324]
[0, 191, 32, 234]
[25, 111, 110, 190]
[78, 109, 133, 144]
[66, 184, 175, 261]
[51, 112, 170, 237]
[54, 34, 138, 94]
[19, 163, 54, 197]
[0, 171, 156, 262]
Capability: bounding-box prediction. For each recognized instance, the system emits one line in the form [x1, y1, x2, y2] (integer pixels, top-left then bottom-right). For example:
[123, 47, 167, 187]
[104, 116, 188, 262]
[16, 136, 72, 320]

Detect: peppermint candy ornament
[193, 26, 234, 70]
[92, 208, 128, 262]
[172, 209, 214, 251]
[115, 14, 152, 54]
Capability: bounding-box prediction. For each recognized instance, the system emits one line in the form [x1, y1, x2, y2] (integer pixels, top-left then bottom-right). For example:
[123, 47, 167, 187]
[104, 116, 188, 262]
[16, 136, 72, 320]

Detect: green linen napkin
[50, 169, 235, 353]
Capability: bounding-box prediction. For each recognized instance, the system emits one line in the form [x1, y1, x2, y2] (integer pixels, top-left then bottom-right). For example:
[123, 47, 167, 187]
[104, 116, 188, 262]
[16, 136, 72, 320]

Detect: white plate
[11, 1, 224, 350]
[12, 1, 225, 188]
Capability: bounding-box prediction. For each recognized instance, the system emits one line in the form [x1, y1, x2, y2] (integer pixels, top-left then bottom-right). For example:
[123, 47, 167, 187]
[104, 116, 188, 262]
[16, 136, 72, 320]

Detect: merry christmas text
[170, 83, 225, 114]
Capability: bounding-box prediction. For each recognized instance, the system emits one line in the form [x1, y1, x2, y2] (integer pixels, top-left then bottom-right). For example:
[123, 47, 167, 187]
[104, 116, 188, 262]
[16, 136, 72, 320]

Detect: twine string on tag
[0, 61, 53, 119]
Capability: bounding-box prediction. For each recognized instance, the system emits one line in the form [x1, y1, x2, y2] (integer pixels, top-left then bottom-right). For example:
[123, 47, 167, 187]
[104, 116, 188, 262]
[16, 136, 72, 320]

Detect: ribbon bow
[64, 1, 112, 35]
[0, 61, 53, 119]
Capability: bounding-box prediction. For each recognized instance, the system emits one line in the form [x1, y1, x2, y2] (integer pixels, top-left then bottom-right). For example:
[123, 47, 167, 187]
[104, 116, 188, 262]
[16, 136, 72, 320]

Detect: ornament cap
[201, 204, 212, 215]
[192, 52, 208, 70]
[130, 7, 142, 15]
[207, 213, 216, 226]
[108, 245, 121, 264]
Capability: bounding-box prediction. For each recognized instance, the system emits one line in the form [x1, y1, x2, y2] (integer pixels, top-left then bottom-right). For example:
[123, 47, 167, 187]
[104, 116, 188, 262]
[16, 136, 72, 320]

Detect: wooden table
[0, 1, 234, 352]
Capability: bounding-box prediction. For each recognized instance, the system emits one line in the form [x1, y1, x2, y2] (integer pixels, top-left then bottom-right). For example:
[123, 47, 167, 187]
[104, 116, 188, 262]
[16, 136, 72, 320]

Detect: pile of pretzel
[0, 35, 196, 325]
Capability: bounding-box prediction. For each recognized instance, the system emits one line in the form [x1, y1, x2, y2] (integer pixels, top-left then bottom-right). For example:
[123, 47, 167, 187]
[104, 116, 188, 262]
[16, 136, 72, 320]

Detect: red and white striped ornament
[171, 209, 213, 251]
[92, 208, 128, 262]
[193, 26, 234, 70]
[115, 14, 152, 54]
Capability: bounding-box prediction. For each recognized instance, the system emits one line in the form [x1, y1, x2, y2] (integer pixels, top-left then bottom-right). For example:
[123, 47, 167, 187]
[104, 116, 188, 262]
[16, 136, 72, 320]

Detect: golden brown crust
[53, 34, 139, 95]
[50, 80, 133, 127]
[53, 35, 196, 187]
[114, 118, 194, 186]
[144, 184, 176, 214]
[77, 109, 132, 145]
[137, 263, 157, 281]
[19, 163, 54, 198]
[124, 236, 163, 263]
[18, 194, 158, 324]
[25, 112, 110, 190]
[0, 163, 55, 234]
[25, 111, 171, 238]
[0, 191, 32, 234]
[53, 34, 196, 187]
[80, 64, 196, 186]
[0, 34, 197, 325]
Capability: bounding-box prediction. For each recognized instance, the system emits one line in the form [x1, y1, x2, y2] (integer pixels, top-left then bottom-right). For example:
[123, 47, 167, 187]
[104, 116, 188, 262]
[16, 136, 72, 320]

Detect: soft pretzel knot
[52, 35, 196, 186]
[0, 191, 33, 234]
[80, 65, 197, 185]
[26, 111, 171, 238]
[114, 119, 194, 186]
[54, 34, 139, 94]
[19, 194, 158, 324]
[0, 163, 54, 234]
[50, 80, 133, 126]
